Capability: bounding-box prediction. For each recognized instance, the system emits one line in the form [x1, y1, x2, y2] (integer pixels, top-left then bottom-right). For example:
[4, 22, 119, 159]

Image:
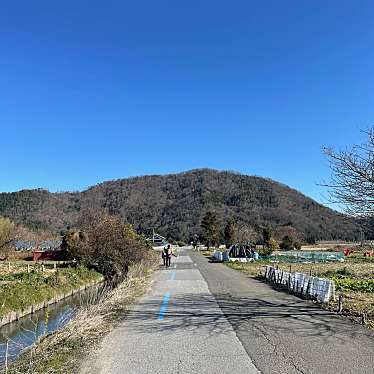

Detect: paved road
[190, 250, 374, 374]
[81, 249, 374, 374]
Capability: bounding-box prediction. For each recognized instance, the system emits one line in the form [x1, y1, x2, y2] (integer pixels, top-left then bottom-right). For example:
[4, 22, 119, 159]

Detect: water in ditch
[0, 285, 106, 368]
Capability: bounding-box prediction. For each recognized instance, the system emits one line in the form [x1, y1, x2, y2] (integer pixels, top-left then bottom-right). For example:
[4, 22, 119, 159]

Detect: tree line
[200, 210, 303, 254]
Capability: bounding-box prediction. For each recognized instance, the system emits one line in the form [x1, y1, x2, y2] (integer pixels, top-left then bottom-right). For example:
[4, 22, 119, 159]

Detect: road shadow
[121, 292, 374, 344]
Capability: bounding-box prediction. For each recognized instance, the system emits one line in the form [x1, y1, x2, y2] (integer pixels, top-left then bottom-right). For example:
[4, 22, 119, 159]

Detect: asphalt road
[80, 249, 374, 374]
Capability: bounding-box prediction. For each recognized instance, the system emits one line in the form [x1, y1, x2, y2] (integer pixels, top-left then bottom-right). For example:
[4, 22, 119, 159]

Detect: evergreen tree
[262, 226, 273, 249]
[201, 211, 220, 249]
[261, 226, 277, 255]
[224, 221, 235, 249]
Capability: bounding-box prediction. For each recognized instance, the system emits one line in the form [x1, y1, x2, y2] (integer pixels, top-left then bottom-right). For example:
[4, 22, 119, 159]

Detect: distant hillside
[0, 169, 360, 241]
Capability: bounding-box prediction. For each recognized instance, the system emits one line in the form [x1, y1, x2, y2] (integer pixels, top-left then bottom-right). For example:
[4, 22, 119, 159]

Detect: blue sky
[1, 1, 373, 207]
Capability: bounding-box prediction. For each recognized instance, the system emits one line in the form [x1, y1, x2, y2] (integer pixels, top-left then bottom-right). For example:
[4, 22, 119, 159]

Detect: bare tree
[224, 221, 235, 248]
[273, 226, 302, 243]
[323, 127, 374, 217]
[232, 224, 259, 244]
[62, 209, 152, 280]
[0, 217, 17, 260]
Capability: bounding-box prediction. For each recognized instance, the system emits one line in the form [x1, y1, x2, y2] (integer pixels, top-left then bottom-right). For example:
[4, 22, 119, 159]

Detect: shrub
[294, 242, 302, 250]
[279, 235, 294, 250]
[259, 247, 272, 256]
[62, 210, 153, 280]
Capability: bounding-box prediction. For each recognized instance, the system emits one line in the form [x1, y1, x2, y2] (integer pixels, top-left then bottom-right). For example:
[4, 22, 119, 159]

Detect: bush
[294, 242, 302, 250]
[279, 235, 295, 250]
[259, 247, 272, 256]
[62, 210, 153, 280]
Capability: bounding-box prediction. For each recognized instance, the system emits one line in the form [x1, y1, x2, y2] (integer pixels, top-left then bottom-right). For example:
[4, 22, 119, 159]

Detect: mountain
[0, 169, 359, 241]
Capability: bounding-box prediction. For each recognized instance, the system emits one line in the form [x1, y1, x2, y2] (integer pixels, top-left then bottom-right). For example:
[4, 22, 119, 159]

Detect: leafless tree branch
[322, 126, 374, 217]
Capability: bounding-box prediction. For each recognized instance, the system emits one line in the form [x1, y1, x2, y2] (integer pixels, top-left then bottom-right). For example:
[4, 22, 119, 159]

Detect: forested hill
[0, 169, 359, 241]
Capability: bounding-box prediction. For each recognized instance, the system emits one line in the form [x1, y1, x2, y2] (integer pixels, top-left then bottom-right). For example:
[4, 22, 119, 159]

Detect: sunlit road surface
[80, 249, 258, 373]
[81, 248, 374, 374]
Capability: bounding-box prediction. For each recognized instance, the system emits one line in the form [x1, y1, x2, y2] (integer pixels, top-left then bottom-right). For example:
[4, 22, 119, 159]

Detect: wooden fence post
[361, 312, 367, 325]
[338, 294, 344, 313]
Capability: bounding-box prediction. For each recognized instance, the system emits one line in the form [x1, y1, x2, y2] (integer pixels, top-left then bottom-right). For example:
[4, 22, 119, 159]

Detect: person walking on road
[161, 248, 166, 267]
[163, 244, 176, 267]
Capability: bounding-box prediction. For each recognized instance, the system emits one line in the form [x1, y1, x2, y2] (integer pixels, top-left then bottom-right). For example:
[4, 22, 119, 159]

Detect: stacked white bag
[264, 266, 335, 303]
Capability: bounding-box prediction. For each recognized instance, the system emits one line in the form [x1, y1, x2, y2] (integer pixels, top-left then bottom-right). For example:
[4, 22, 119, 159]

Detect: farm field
[226, 252, 374, 328]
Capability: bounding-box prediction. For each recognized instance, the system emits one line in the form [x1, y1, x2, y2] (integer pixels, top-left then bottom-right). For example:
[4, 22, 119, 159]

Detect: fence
[264, 265, 336, 303]
[0, 261, 71, 276]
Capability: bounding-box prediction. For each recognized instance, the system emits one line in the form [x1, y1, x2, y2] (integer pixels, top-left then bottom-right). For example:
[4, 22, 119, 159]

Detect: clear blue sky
[1, 1, 373, 206]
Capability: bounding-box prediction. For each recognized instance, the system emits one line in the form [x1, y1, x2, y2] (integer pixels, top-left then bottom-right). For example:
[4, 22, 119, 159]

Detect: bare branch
[323, 126, 374, 217]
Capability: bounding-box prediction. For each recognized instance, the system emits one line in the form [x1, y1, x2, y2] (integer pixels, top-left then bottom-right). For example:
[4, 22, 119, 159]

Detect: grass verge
[0, 266, 102, 318]
[4, 259, 158, 374]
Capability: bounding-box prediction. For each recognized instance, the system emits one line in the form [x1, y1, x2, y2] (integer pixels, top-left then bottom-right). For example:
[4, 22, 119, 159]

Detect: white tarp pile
[264, 266, 335, 303]
[213, 250, 230, 262]
[213, 250, 224, 262]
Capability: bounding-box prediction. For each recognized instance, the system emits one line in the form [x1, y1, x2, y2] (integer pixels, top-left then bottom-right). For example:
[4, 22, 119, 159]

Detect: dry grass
[200, 248, 216, 257]
[327, 292, 374, 328]
[226, 261, 267, 277]
[268, 261, 374, 279]
[5, 259, 158, 374]
[0, 262, 30, 276]
[226, 259, 374, 328]
[7, 252, 33, 261]
[301, 242, 360, 251]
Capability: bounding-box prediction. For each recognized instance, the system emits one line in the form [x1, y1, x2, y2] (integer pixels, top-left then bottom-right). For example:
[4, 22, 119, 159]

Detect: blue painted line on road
[158, 292, 171, 321]
[169, 271, 176, 280]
